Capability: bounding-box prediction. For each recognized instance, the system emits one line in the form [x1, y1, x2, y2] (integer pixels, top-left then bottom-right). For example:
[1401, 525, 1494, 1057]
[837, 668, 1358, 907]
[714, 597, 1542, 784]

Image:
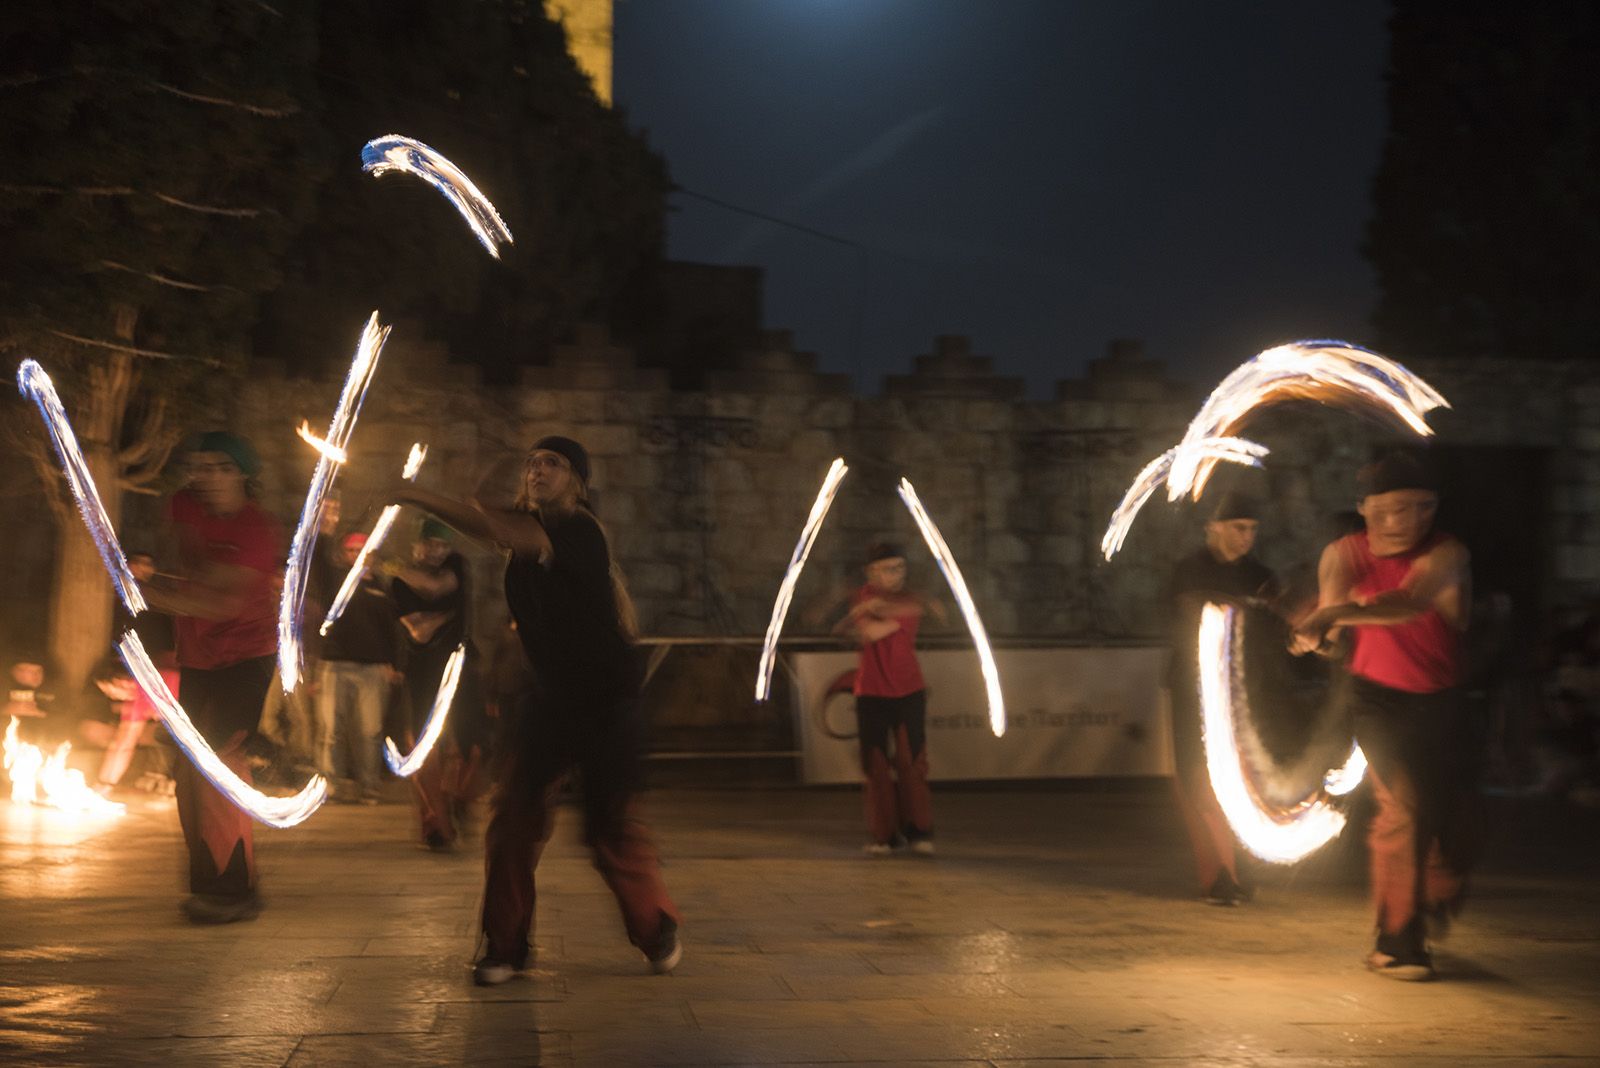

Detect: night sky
[614, 0, 1390, 395]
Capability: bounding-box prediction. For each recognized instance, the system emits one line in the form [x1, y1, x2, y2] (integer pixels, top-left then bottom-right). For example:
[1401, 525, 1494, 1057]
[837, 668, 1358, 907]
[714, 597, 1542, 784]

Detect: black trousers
[481, 686, 676, 967]
[173, 656, 275, 898]
[1350, 678, 1483, 949]
[855, 691, 932, 843]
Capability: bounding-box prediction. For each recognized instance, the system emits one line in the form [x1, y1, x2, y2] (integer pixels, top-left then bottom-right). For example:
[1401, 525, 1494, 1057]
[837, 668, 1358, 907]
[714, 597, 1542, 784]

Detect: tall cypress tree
[1366, 2, 1600, 360]
[259, 0, 669, 381]
[0, 0, 321, 700]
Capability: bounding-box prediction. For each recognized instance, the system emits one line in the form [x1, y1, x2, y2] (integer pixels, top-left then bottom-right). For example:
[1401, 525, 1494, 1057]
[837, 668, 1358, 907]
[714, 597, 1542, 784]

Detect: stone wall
[222, 330, 1600, 654]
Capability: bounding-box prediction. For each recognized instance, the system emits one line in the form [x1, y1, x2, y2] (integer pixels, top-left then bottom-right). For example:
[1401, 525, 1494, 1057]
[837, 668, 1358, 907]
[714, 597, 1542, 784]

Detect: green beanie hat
[190, 431, 261, 477]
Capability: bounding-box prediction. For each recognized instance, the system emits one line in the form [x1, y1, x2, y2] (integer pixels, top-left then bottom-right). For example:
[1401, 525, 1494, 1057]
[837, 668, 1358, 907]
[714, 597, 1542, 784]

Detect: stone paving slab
[2, 784, 1598, 1066]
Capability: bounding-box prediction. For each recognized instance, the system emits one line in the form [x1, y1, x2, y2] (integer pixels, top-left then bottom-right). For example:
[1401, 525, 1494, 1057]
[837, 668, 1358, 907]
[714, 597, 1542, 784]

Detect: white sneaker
[473, 959, 519, 986]
[1365, 949, 1435, 982]
[648, 918, 682, 975]
[863, 842, 893, 857]
[910, 838, 935, 856]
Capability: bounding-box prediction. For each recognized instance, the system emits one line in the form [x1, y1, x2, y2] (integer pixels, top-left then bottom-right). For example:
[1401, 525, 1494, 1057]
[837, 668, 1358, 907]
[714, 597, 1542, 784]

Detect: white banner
[790, 647, 1173, 784]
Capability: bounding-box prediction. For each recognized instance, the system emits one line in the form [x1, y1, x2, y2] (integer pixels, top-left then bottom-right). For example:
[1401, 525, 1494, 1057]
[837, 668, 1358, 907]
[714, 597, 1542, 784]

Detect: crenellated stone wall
[217, 329, 1600, 655]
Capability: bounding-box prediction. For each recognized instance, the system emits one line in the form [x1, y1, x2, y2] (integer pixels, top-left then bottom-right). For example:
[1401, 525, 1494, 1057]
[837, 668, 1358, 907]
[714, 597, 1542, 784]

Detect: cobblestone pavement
[3, 782, 1598, 1066]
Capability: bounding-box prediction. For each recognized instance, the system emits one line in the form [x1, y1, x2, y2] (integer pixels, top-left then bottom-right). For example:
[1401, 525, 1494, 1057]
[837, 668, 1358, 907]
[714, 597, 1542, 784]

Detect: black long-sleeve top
[1166, 548, 1277, 692]
[502, 509, 640, 703]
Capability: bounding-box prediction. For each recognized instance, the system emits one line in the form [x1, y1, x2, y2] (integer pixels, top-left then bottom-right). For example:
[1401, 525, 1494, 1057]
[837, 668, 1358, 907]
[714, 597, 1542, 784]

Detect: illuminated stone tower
[546, 0, 613, 105]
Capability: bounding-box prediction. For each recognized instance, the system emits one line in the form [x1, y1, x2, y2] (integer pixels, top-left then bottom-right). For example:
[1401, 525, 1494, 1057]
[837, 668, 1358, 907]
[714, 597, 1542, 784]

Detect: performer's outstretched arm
[1291, 539, 1470, 654]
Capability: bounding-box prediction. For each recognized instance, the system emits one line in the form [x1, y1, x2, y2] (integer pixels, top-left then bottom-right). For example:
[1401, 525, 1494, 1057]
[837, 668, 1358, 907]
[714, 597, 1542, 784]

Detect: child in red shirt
[834, 542, 946, 855]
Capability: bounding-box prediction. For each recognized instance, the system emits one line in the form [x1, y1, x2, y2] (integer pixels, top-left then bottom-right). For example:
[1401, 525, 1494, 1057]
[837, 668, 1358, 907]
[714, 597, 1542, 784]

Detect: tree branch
[45, 329, 219, 365]
[99, 259, 226, 293]
[0, 183, 136, 196]
[117, 394, 170, 468]
[8, 422, 71, 527]
[151, 191, 270, 218]
[5, 66, 298, 117]
[121, 431, 180, 490]
[152, 81, 299, 117]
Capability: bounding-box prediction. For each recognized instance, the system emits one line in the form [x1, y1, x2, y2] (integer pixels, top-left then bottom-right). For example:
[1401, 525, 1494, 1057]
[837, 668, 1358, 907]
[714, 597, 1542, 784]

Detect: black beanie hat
[1358, 451, 1438, 498]
[529, 435, 590, 484]
[865, 541, 905, 564]
[1209, 491, 1261, 522]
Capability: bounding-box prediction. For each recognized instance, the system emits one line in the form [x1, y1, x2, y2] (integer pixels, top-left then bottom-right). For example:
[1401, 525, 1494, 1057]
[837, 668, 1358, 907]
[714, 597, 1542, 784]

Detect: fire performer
[390, 519, 487, 849]
[1166, 492, 1276, 905]
[1292, 451, 1476, 981]
[832, 541, 946, 856]
[387, 436, 680, 982]
[140, 433, 281, 923]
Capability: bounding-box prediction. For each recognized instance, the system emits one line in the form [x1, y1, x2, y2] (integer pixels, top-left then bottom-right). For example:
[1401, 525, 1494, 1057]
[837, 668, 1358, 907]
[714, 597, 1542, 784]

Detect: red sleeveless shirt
[852, 586, 926, 699]
[1337, 530, 1461, 694]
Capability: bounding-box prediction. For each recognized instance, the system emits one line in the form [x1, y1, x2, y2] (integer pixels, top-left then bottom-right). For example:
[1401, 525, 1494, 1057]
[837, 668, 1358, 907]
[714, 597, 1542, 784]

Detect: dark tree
[260, 0, 669, 381]
[1366, 2, 1600, 361]
[0, 0, 321, 700]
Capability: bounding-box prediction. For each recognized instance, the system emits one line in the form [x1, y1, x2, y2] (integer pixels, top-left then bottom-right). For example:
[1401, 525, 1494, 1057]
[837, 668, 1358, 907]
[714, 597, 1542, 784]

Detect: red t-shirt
[1338, 530, 1461, 694]
[851, 586, 926, 699]
[169, 491, 283, 670]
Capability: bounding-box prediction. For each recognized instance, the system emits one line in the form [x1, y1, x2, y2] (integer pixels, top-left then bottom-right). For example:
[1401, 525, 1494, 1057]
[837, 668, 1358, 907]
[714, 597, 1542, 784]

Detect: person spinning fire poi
[1166, 492, 1278, 906]
[1291, 451, 1478, 981]
[386, 436, 681, 983]
[832, 541, 947, 856]
[139, 433, 281, 924]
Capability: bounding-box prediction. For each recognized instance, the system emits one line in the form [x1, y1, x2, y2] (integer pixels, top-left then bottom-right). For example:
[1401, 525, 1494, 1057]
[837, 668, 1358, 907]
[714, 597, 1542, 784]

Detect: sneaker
[182, 892, 263, 925]
[648, 917, 682, 975]
[473, 958, 520, 986]
[1203, 873, 1249, 907]
[1365, 948, 1435, 981]
[1423, 903, 1453, 944]
[421, 832, 456, 853]
[909, 838, 936, 856]
[864, 830, 908, 856]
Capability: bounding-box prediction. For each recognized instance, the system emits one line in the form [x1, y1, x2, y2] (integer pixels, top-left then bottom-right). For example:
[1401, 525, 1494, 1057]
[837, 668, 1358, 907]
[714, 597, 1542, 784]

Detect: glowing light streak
[362, 135, 513, 258]
[1101, 340, 1449, 560]
[15, 360, 146, 614]
[1322, 742, 1368, 797]
[1102, 343, 1448, 862]
[383, 644, 466, 777]
[4, 718, 125, 817]
[296, 421, 348, 464]
[278, 312, 392, 692]
[400, 441, 428, 480]
[118, 632, 328, 827]
[320, 444, 428, 637]
[897, 478, 1006, 738]
[1198, 604, 1346, 863]
[755, 459, 849, 702]
[19, 359, 328, 824]
[1101, 437, 1270, 560]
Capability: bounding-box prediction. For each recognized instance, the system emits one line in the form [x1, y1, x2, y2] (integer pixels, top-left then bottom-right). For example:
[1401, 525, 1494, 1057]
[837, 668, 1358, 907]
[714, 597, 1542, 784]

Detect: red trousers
[1169, 687, 1239, 891]
[175, 657, 274, 899]
[1172, 771, 1239, 892]
[481, 692, 677, 968]
[856, 691, 933, 844]
[410, 732, 481, 845]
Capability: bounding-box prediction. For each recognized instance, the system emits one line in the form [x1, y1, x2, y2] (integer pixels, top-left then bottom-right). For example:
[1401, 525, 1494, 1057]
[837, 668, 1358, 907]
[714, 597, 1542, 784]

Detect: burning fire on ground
[3, 717, 125, 817]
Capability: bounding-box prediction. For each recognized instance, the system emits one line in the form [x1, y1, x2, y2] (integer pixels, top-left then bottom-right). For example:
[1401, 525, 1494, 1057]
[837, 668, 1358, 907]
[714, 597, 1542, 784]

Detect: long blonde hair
[514, 464, 639, 640]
